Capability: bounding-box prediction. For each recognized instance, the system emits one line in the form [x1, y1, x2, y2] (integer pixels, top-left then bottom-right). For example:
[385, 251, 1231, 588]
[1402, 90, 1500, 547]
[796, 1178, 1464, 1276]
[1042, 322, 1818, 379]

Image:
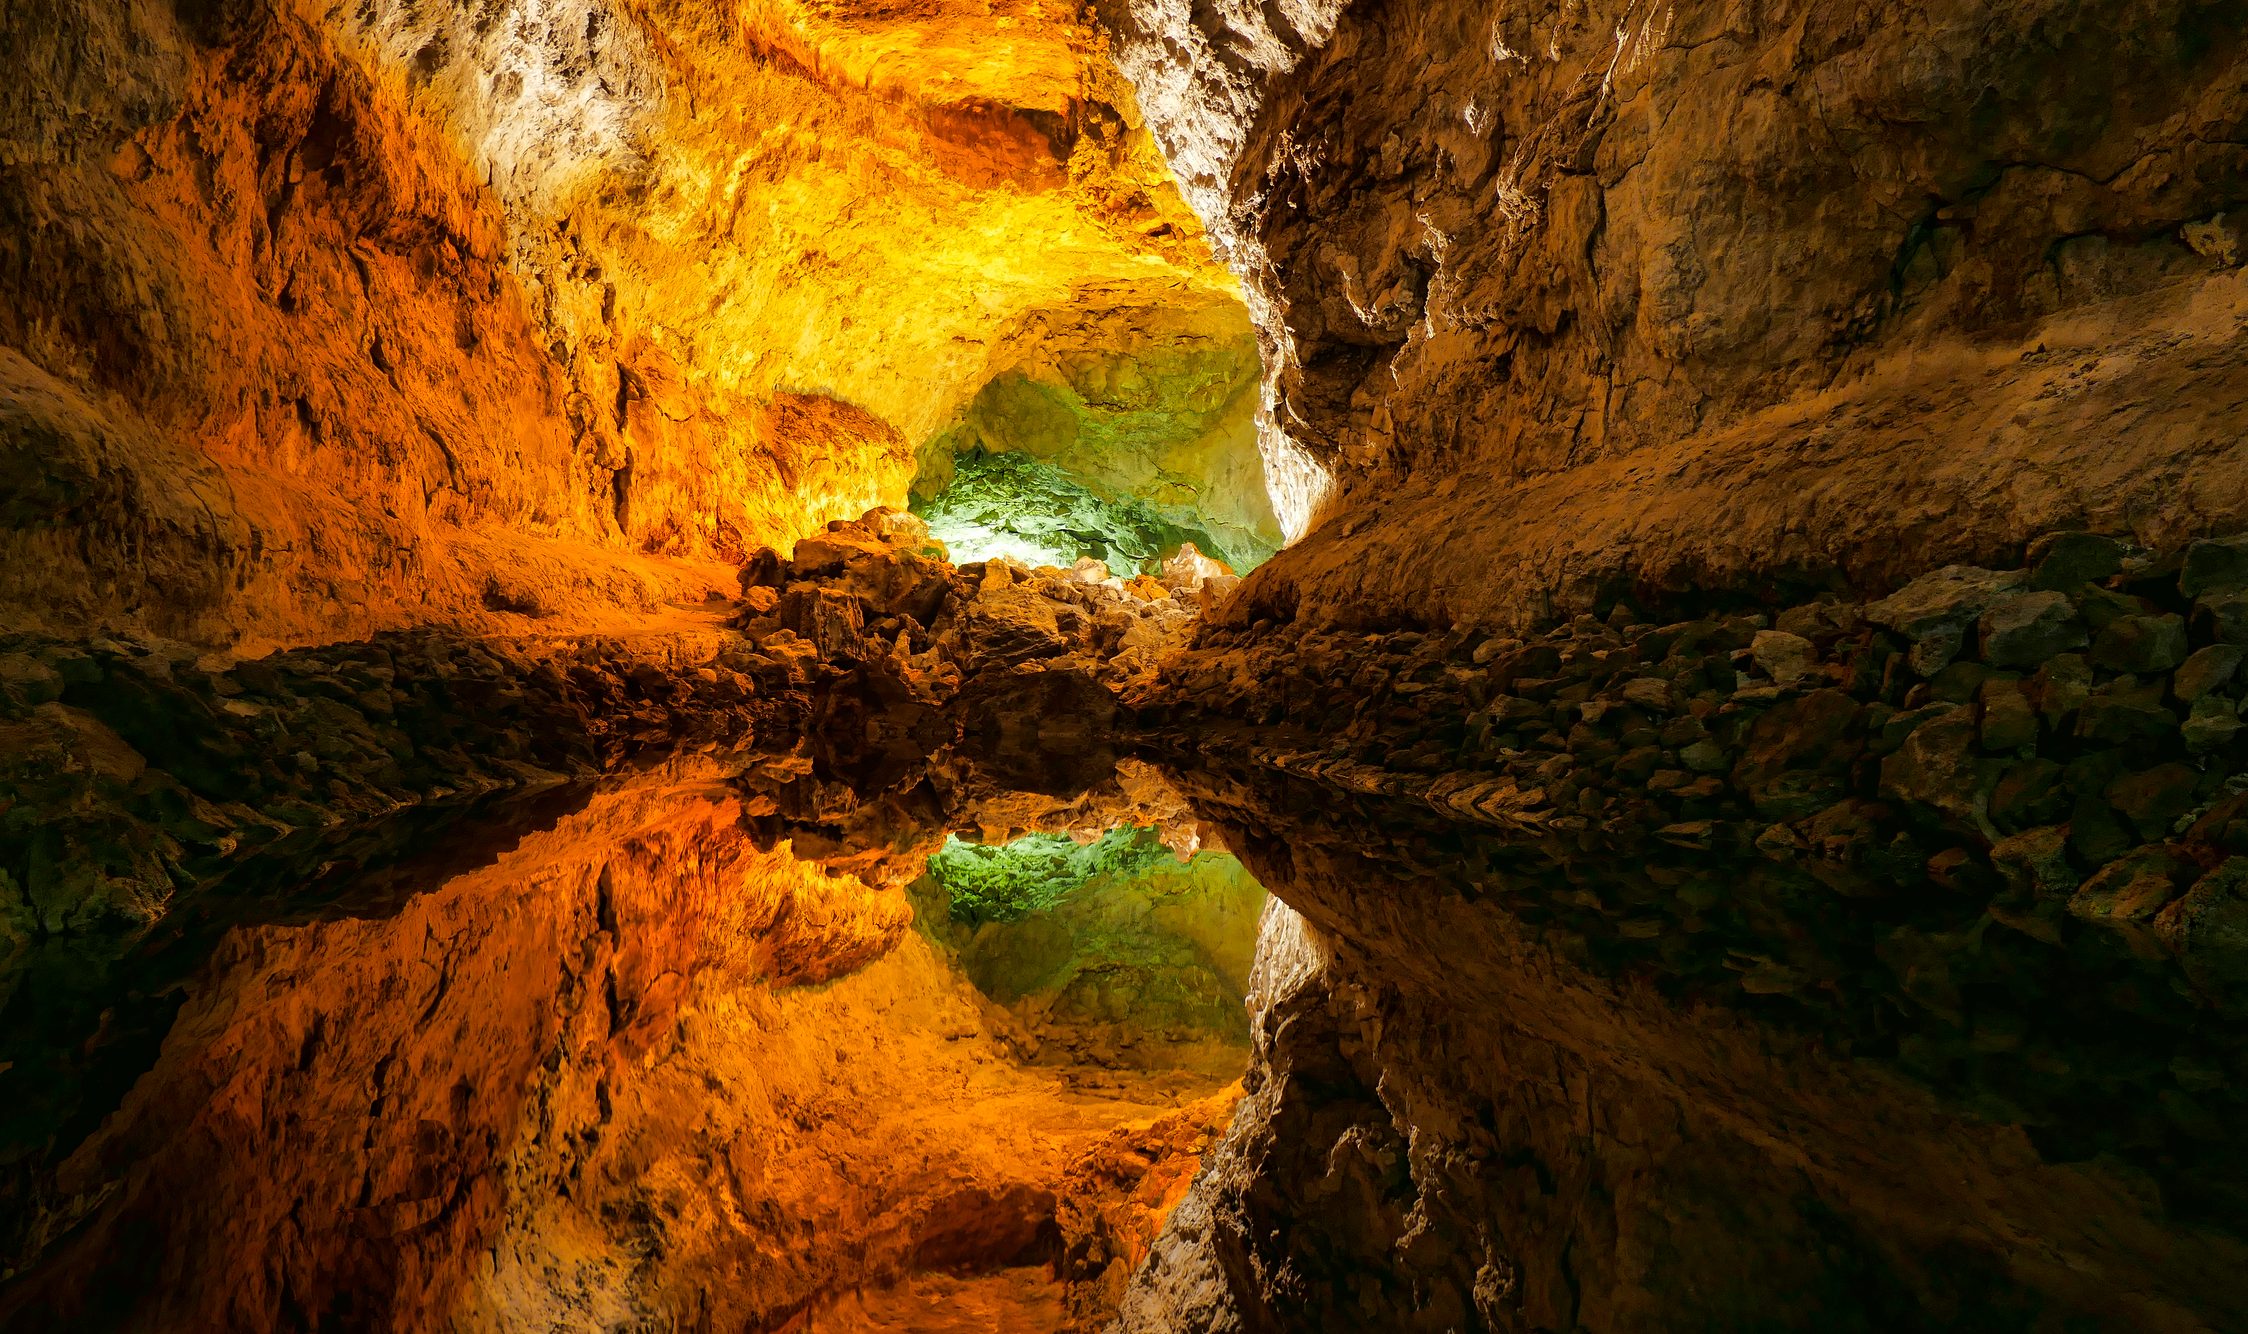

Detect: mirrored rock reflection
[8, 564, 2248, 1330]
[0, 733, 1263, 1332]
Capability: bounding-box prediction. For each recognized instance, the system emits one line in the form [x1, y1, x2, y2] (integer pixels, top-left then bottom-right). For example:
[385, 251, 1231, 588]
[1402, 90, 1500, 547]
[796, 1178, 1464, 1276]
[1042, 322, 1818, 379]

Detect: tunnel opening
[907, 299, 1285, 577]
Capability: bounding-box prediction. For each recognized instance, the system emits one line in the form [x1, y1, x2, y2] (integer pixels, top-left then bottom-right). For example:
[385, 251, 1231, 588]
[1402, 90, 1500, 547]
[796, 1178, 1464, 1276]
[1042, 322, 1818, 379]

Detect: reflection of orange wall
[0, 771, 1225, 1329]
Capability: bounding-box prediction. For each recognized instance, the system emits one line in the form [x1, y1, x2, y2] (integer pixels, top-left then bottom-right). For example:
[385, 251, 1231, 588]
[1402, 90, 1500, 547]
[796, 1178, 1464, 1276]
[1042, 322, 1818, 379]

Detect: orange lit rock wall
[1101, 0, 2248, 629]
[0, 0, 1235, 650]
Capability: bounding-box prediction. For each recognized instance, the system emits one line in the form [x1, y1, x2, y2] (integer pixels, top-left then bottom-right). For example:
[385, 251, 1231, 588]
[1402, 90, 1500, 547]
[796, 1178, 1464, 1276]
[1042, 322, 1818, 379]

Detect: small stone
[1773, 600, 1863, 642]
[2089, 614, 2189, 674]
[2028, 653, 2091, 725]
[1160, 542, 1233, 591]
[0, 654, 62, 707]
[1655, 821, 1715, 849]
[2069, 796, 2137, 868]
[1989, 825, 2078, 900]
[2068, 848, 2187, 926]
[1621, 677, 1675, 712]
[2175, 644, 2245, 702]
[1755, 822, 1804, 859]
[1864, 565, 2026, 639]
[2183, 695, 2244, 751]
[1928, 660, 1991, 704]
[2154, 858, 2248, 993]
[2076, 583, 2143, 631]
[2075, 680, 2177, 745]
[1926, 845, 1984, 891]
[1908, 623, 1966, 676]
[1879, 707, 2000, 837]
[1977, 684, 2039, 752]
[2028, 531, 2125, 591]
[1749, 630, 1818, 686]
[2179, 536, 2248, 598]
[2105, 763, 2202, 841]
[2194, 590, 2248, 645]
[1977, 591, 2086, 669]
[1870, 703, 1947, 755]
[1989, 757, 2067, 831]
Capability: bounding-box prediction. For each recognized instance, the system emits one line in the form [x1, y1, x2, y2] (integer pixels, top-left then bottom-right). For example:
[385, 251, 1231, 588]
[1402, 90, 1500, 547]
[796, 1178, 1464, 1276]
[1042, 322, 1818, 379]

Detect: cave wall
[1100, 0, 2248, 628]
[0, 0, 1239, 649]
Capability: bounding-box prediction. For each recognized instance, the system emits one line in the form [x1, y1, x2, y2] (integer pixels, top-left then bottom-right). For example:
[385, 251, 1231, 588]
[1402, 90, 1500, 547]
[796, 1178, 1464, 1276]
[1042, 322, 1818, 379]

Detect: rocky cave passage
[6, 0, 2248, 1331]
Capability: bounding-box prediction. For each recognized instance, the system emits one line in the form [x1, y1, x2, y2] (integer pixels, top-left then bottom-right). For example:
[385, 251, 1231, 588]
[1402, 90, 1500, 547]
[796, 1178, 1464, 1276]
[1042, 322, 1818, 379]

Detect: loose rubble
[1150, 531, 2248, 1011]
[1, 508, 1226, 943]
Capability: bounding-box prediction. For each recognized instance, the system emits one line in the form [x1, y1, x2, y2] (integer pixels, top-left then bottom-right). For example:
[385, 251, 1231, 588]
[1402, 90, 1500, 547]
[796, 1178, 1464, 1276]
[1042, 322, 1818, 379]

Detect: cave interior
[3, 0, 2248, 1330]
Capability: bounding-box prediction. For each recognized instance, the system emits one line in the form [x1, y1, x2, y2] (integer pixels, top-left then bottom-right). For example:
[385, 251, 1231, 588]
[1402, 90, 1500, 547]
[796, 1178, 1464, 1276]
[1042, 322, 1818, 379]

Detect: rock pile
[1154, 531, 2248, 1007]
[0, 626, 771, 936]
[2, 507, 1236, 943]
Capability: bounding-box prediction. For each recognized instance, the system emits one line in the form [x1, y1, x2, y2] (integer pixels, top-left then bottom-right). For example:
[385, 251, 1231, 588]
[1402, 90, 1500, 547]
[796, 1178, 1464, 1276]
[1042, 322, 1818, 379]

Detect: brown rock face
[0, 0, 1243, 649]
[1101, 0, 2248, 626]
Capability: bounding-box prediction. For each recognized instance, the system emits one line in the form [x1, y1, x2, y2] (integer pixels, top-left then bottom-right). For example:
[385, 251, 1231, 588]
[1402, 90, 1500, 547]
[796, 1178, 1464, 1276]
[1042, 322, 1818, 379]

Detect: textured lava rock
[1101, 0, 2248, 631]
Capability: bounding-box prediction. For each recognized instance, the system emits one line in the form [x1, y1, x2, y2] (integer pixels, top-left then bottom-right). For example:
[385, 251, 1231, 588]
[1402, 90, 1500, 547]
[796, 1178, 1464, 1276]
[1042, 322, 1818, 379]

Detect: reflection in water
[1120, 757, 2248, 1334]
[5, 731, 2248, 1330]
[913, 827, 1265, 1087]
[0, 758, 1258, 1331]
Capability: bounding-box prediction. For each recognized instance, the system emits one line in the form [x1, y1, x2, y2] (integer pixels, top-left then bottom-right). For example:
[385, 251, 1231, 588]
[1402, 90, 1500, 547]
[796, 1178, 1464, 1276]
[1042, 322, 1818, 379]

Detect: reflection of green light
[926, 826, 1179, 924]
[911, 449, 1245, 574]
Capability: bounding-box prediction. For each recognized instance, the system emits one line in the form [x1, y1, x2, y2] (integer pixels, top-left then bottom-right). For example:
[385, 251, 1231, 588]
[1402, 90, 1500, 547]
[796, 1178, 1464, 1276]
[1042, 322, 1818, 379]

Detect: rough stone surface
[1102, 0, 2248, 633]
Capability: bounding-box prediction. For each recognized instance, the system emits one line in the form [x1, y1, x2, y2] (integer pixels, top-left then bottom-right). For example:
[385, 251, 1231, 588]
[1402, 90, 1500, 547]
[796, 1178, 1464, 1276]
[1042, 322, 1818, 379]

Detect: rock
[1878, 706, 2000, 837]
[1989, 825, 2078, 901]
[1159, 542, 1232, 592]
[1866, 565, 2027, 638]
[1773, 600, 1864, 643]
[739, 547, 787, 590]
[2183, 695, 2244, 751]
[1928, 660, 1993, 704]
[2090, 613, 2189, 674]
[2074, 584, 2145, 633]
[1748, 630, 1817, 686]
[1620, 677, 1675, 713]
[865, 507, 930, 547]
[2194, 590, 2248, 645]
[2068, 848, 2187, 926]
[2028, 654, 2092, 726]
[2175, 644, 2244, 702]
[0, 654, 63, 708]
[789, 534, 857, 577]
[2154, 858, 2248, 996]
[960, 585, 1070, 664]
[2028, 532, 2125, 591]
[1977, 683, 2039, 752]
[1989, 757, 2067, 832]
[2069, 797, 2138, 868]
[2074, 680, 2176, 745]
[2104, 763, 2202, 841]
[1977, 591, 2086, 669]
[1906, 623, 1966, 677]
[2179, 536, 2248, 598]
